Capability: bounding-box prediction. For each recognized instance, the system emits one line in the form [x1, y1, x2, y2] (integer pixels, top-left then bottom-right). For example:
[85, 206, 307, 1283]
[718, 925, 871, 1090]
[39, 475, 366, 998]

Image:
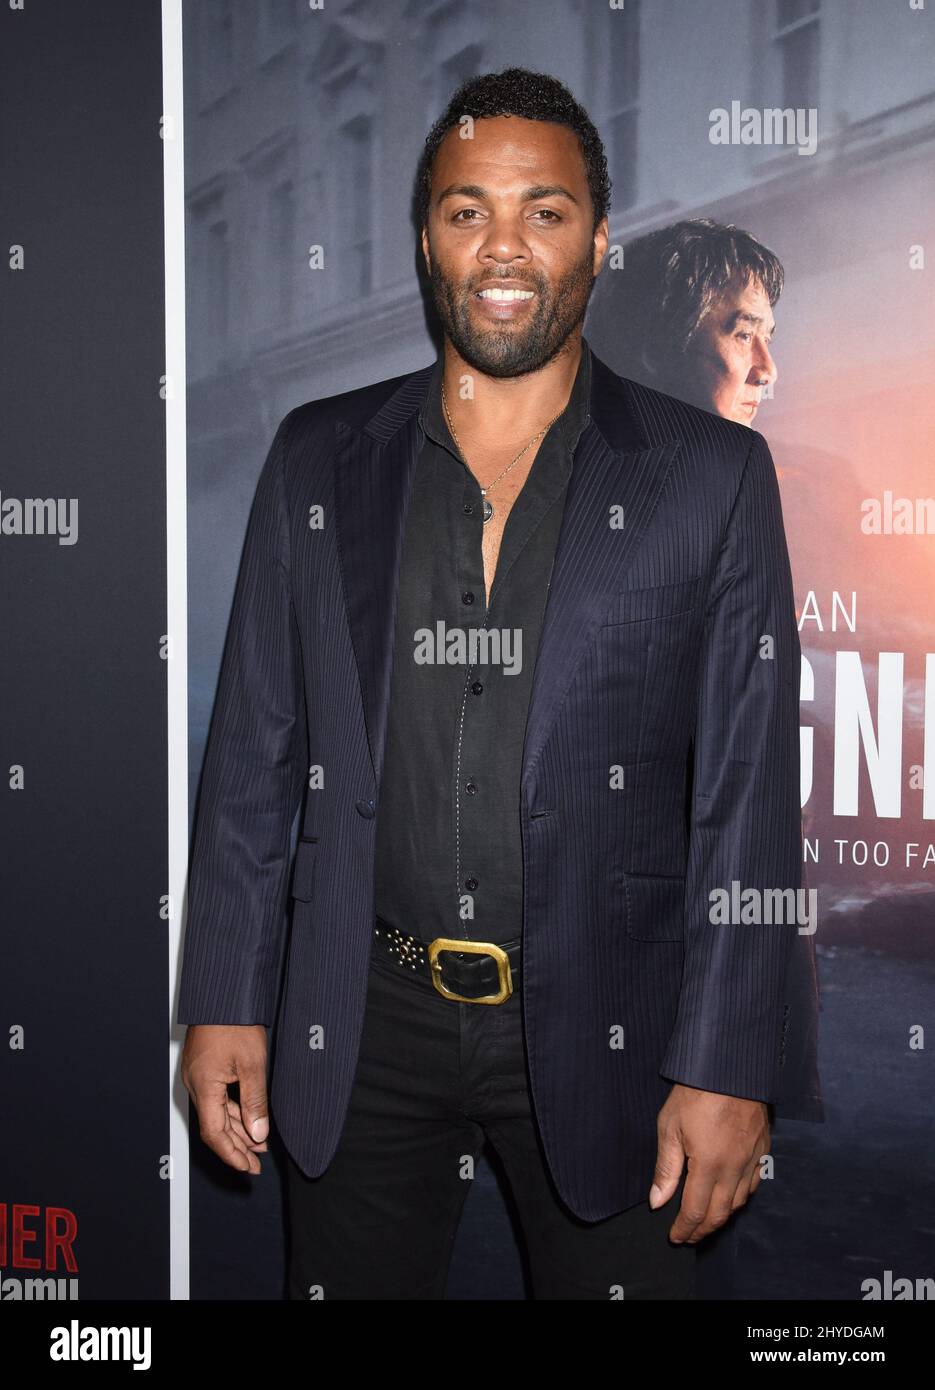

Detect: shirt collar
[419, 336, 593, 458]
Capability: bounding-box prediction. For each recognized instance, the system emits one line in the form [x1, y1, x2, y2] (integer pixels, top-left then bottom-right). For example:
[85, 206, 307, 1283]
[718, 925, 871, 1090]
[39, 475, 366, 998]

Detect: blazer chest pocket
[624, 872, 685, 942]
[601, 576, 700, 627]
[290, 837, 319, 902]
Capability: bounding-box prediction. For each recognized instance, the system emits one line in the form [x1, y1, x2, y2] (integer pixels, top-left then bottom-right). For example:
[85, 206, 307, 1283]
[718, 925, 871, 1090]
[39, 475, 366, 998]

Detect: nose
[477, 211, 533, 268]
[750, 338, 778, 389]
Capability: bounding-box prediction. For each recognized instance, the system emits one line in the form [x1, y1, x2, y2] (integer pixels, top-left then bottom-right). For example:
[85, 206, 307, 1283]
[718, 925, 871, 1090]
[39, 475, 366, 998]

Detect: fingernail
[251, 1118, 267, 1141]
[649, 1184, 663, 1208]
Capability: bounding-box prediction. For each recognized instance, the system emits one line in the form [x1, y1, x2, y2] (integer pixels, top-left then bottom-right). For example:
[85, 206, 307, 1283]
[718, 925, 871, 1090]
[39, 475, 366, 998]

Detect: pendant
[482, 497, 494, 523]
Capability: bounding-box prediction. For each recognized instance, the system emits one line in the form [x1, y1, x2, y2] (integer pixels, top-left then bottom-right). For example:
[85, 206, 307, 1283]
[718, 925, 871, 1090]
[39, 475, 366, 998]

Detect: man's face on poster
[420, 115, 608, 377]
[679, 274, 778, 425]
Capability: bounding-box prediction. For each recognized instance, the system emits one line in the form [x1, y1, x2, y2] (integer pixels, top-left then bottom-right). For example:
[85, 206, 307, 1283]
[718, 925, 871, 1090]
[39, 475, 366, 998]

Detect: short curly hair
[415, 67, 611, 235]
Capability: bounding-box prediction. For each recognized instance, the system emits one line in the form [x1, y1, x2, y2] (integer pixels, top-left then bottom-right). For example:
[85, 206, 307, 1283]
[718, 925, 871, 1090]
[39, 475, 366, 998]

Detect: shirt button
[465, 782, 477, 795]
[462, 591, 475, 604]
[465, 877, 478, 891]
[471, 681, 483, 695]
[463, 502, 474, 515]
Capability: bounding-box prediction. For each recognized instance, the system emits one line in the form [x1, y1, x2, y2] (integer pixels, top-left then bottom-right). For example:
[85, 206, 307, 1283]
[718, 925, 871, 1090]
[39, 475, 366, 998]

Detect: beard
[427, 243, 597, 378]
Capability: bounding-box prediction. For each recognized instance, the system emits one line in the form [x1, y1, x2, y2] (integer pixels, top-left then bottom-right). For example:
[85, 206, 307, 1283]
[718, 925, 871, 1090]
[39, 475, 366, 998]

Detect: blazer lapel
[333, 366, 432, 788]
[520, 354, 681, 793]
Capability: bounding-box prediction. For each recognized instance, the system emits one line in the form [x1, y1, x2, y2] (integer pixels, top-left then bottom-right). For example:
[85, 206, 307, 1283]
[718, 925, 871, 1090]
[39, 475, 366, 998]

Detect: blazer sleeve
[177, 410, 308, 1027]
[659, 429, 817, 1103]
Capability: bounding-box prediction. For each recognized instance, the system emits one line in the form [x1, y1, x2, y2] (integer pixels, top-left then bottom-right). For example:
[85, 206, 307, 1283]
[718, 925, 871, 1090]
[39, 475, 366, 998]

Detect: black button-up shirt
[373, 337, 593, 945]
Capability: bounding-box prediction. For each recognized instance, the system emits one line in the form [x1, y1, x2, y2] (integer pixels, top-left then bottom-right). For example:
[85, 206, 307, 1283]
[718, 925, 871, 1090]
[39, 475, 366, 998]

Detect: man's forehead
[434, 116, 583, 173]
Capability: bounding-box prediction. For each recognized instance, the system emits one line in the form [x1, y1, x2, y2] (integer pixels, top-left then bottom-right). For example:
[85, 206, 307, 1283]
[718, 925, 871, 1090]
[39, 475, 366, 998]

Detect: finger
[223, 1107, 262, 1174]
[193, 1079, 260, 1174]
[236, 1065, 270, 1146]
[668, 1158, 718, 1243]
[227, 1098, 269, 1152]
[195, 1087, 256, 1173]
[227, 1095, 268, 1150]
[732, 1153, 760, 1210]
[749, 1147, 770, 1197]
[680, 1176, 737, 1244]
[219, 1104, 262, 1173]
[650, 1125, 686, 1208]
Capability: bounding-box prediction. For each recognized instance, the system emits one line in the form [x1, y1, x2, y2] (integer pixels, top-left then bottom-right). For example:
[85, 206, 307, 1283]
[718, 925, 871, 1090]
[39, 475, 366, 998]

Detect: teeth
[477, 287, 534, 301]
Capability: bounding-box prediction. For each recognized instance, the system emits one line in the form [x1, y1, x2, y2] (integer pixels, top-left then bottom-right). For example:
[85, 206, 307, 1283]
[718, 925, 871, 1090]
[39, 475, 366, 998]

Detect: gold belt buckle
[427, 937, 513, 1005]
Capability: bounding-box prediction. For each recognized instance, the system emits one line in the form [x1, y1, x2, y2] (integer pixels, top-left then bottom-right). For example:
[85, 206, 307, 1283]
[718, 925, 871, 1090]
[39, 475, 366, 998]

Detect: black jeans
[285, 929, 696, 1300]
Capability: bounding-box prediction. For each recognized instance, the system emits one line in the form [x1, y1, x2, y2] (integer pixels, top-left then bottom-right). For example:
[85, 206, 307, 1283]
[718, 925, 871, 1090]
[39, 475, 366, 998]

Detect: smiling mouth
[472, 285, 537, 320]
[474, 287, 535, 302]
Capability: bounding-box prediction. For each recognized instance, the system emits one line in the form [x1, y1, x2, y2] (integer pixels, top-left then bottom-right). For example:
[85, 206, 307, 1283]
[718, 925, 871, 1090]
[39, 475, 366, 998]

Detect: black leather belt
[373, 916, 521, 1004]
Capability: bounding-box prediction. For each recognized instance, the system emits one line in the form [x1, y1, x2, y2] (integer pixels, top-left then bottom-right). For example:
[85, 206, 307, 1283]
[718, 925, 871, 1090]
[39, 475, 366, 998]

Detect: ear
[592, 215, 609, 275]
[421, 225, 431, 274]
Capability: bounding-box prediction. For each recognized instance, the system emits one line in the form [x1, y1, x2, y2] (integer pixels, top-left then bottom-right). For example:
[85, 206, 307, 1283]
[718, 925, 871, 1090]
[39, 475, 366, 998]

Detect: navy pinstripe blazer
[177, 340, 823, 1221]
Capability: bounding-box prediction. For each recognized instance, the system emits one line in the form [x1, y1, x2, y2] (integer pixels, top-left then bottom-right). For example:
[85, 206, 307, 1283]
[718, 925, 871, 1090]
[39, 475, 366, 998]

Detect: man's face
[679, 275, 778, 425]
[421, 115, 608, 377]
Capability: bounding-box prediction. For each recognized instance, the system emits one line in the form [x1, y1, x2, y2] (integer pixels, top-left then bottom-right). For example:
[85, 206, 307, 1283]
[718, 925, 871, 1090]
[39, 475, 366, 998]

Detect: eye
[532, 208, 562, 223]
[452, 208, 482, 223]
[735, 331, 753, 342]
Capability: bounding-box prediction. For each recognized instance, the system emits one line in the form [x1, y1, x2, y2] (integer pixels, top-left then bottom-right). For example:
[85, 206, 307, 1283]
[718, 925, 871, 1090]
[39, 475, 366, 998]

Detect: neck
[442, 332, 583, 450]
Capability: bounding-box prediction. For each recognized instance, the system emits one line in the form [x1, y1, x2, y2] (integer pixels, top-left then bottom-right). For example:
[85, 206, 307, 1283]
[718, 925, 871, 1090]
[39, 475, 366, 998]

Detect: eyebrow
[728, 310, 776, 337]
[436, 182, 581, 207]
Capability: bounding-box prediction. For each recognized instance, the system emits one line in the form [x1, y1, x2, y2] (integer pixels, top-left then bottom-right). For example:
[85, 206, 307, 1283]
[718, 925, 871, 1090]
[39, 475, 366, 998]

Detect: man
[178, 68, 821, 1300]
[603, 218, 782, 425]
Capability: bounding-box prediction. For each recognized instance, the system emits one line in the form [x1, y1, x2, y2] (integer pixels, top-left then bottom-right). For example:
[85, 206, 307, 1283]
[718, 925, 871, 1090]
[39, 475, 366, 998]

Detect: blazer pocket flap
[602, 576, 700, 627]
[624, 872, 685, 942]
[291, 837, 319, 902]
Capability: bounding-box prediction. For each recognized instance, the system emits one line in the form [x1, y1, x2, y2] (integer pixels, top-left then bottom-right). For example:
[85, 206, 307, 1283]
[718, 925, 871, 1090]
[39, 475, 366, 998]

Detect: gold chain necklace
[441, 382, 562, 524]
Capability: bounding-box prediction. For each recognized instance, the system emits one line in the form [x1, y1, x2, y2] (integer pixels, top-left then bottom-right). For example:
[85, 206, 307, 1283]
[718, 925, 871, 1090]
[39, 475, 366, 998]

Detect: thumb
[649, 1132, 685, 1209]
[238, 1074, 269, 1144]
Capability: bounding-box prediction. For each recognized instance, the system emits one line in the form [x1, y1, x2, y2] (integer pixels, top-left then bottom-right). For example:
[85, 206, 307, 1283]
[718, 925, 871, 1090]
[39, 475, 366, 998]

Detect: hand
[181, 1024, 270, 1174]
[650, 1083, 769, 1243]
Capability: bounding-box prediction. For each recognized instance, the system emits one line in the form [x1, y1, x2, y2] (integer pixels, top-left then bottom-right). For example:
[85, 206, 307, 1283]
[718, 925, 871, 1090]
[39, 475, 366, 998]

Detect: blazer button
[355, 798, 376, 818]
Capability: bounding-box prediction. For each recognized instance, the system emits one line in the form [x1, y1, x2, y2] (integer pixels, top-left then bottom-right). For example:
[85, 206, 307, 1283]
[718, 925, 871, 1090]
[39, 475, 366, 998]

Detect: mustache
[467, 275, 540, 291]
